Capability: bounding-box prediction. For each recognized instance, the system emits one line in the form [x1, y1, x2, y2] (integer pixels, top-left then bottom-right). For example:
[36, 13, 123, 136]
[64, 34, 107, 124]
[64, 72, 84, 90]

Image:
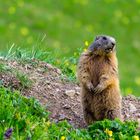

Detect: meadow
[0, 87, 139, 139]
[0, 0, 140, 96]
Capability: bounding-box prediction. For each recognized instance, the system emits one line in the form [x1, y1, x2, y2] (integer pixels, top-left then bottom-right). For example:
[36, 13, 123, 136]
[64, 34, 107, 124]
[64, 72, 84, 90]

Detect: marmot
[77, 35, 122, 125]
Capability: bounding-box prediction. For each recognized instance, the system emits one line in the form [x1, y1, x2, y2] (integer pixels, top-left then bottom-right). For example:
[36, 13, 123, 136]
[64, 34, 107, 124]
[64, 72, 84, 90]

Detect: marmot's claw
[92, 88, 98, 95]
[93, 85, 103, 95]
[87, 82, 94, 92]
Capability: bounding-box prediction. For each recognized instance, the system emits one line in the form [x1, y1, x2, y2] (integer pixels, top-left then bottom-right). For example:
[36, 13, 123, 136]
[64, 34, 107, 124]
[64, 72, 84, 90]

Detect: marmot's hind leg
[106, 109, 122, 120]
[83, 108, 96, 125]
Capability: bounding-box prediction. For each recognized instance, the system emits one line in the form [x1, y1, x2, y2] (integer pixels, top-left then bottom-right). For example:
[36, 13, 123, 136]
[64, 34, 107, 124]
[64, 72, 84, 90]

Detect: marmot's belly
[90, 87, 121, 113]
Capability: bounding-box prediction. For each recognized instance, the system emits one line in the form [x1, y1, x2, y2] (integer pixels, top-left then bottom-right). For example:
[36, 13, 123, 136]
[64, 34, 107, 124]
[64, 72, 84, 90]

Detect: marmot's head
[88, 35, 116, 55]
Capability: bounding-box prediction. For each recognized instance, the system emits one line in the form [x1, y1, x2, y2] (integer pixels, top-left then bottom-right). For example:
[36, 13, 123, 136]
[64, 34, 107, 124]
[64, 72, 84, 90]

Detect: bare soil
[0, 59, 140, 128]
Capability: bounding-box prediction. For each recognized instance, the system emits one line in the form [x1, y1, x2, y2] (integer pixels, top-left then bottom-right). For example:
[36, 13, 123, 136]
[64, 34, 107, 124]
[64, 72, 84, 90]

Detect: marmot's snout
[88, 35, 116, 53]
[103, 36, 116, 53]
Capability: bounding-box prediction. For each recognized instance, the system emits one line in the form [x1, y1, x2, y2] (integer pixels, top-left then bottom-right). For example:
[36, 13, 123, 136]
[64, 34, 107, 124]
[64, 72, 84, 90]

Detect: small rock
[59, 114, 66, 120]
[45, 63, 54, 69]
[75, 91, 80, 95]
[129, 103, 137, 113]
[75, 86, 80, 91]
[63, 104, 71, 109]
[65, 90, 76, 98]
[56, 68, 61, 74]
[46, 80, 50, 85]
[56, 88, 60, 92]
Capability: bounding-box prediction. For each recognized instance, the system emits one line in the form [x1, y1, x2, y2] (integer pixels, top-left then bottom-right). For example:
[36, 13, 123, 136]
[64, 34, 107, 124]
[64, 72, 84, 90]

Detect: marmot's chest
[89, 58, 112, 86]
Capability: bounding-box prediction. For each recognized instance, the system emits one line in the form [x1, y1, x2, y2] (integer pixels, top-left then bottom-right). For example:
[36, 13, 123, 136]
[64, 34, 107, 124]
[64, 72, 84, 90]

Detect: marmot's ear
[95, 36, 100, 41]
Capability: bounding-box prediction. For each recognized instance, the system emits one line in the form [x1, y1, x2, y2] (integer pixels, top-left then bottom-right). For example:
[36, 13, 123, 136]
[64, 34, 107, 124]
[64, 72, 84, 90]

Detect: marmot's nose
[109, 37, 116, 46]
[111, 42, 115, 47]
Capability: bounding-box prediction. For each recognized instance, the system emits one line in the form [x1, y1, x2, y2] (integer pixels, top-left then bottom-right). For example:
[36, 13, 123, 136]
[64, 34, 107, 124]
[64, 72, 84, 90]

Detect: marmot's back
[77, 35, 122, 125]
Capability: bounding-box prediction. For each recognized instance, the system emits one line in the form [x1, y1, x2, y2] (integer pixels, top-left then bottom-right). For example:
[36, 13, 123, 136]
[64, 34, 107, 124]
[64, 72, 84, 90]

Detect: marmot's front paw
[93, 85, 104, 94]
[87, 82, 94, 92]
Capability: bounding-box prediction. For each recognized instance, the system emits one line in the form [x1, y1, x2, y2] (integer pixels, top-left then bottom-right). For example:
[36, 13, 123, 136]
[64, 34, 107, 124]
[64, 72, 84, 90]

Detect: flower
[84, 48, 87, 52]
[64, 60, 69, 66]
[8, 7, 16, 14]
[125, 87, 133, 94]
[20, 27, 29, 36]
[84, 41, 89, 47]
[133, 135, 139, 140]
[4, 128, 13, 139]
[61, 136, 66, 140]
[15, 112, 21, 119]
[109, 138, 114, 140]
[18, 1, 24, 7]
[105, 128, 113, 137]
[135, 77, 140, 86]
[136, 0, 140, 4]
[74, 52, 77, 56]
[46, 121, 51, 127]
[26, 119, 30, 125]
[108, 130, 113, 136]
[114, 10, 122, 18]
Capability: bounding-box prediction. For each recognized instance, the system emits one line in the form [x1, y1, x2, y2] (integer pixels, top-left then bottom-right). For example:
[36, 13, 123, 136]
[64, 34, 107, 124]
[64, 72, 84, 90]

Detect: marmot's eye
[102, 37, 107, 40]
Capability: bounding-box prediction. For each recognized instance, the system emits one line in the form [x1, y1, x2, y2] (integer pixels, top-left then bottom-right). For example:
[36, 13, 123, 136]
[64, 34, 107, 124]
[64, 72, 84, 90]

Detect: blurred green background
[0, 0, 140, 96]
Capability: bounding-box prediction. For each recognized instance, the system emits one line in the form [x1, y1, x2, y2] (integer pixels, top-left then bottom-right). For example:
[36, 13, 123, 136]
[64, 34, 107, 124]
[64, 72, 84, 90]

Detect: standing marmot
[77, 35, 122, 125]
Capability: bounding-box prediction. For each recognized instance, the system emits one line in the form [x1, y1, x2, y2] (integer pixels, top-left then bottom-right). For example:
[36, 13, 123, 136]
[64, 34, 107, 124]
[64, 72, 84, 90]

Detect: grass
[0, 0, 140, 96]
[0, 2, 140, 138]
[15, 71, 32, 89]
[0, 60, 32, 90]
[0, 86, 139, 139]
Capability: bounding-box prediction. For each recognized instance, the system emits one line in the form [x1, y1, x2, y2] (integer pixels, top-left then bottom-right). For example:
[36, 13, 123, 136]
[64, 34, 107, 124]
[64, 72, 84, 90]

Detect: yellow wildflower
[15, 112, 21, 119]
[108, 130, 113, 136]
[84, 48, 87, 52]
[136, 0, 140, 4]
[56, 59, 60, 64]
[8, 6, 16, 14]
[84, 41, 89, 47]
[114, 10, 122, 18]
[109, 138, 114, 140]
[135, 77, 140, 86]
[125, 87, 133, 94]
[81, 0, 88, 6]
[46, 121, 51, 127]
[25, 119, 30, 125]
[74, 52, 77, 56]
[65, 62, 69, 66]
[18, 1, 24, 7]
[60, 136, 66, 140]
[20, 27, 29, 36]
[105, 128, 113, 137]
[133, 135, 139, 140]
[64, 60, 69, 66]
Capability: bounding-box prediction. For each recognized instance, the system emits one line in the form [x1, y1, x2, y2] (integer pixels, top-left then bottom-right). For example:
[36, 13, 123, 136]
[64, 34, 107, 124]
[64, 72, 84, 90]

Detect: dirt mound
[0, 59, 140, 128]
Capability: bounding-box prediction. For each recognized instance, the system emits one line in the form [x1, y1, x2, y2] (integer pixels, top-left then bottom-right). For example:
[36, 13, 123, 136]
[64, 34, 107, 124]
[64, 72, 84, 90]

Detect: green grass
[0, 86, 139, 139]
[15, 71, 32, 89]
[0, 60, 32, 90]
[0, 0, 140, 96]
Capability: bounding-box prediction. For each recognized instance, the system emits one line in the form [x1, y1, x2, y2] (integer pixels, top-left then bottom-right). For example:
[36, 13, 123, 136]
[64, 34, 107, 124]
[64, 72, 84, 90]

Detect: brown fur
[77, 37, 122, 125]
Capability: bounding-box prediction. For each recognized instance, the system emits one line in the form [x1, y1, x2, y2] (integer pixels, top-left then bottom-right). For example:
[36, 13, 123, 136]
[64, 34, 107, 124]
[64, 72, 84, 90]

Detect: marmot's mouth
[105, 47, 113, 53]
